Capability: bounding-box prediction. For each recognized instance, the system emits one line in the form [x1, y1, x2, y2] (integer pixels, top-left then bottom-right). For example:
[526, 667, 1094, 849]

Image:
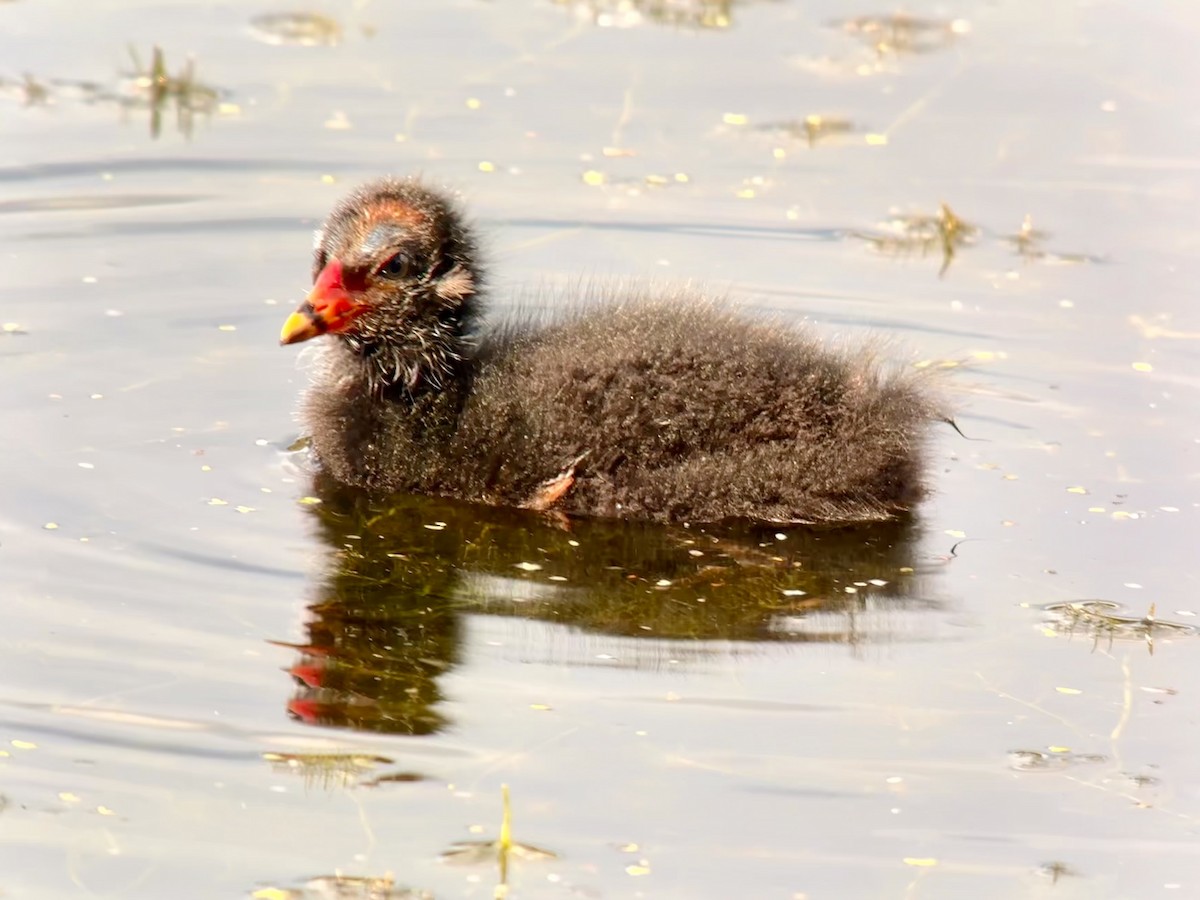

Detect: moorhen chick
[280, 177, 945, 524]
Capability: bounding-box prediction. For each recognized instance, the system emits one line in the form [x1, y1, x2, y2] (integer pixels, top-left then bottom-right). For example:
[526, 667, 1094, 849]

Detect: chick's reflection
[278, 472, 933, 735]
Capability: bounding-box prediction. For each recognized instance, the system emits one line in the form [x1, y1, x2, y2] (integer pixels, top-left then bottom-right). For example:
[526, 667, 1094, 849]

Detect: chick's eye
[376, 253, 410, 279]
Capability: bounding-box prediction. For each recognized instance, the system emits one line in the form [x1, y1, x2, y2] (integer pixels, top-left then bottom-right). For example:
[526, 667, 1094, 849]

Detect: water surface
[2, 1, 1198, 897]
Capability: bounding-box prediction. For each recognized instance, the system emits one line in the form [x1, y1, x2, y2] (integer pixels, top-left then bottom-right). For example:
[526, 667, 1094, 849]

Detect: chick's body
[285, 178, 944, 524]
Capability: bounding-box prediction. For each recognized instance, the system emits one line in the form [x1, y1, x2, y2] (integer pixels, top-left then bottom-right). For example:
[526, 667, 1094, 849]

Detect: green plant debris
[122, 45, 220, 138]
[754, 114, 856, 148]
[1042, 600, 1194, 655]
[261, 751, 396, 789]
[440, 785, 556, 898]
[3, 48, 233, 139]
[251, 875, 431, 899]
[852, 203, 978, 275]
[1037, 861, 1081, 883]
[249, 12, 342, 46]
[552, 0, 777, 31]
[1002, 215, 1105, 264]
[832, 13, 969, 58]
[1007, 748, 1106, 772]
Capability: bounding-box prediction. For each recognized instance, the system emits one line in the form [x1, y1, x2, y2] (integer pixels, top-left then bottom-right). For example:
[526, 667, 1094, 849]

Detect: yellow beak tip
[280, 311, 319, 346]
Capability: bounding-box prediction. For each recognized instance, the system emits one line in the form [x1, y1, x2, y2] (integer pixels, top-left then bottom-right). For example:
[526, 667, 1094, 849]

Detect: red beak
[279, 258, 367, 345]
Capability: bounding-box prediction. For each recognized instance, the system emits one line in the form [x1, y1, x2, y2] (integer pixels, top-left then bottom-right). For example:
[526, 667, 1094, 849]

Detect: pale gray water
[2, 1, 1198, 897]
